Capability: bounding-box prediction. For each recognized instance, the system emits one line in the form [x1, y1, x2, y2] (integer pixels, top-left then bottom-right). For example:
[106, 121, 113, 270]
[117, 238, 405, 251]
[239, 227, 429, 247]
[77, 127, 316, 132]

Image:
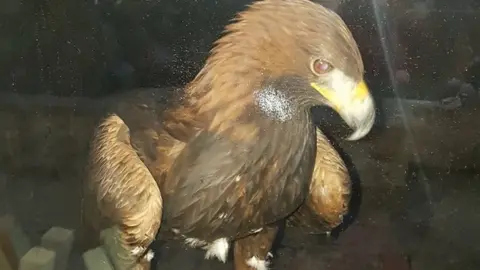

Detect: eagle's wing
[287, 128, 351, 232]
[163, 129, 308, 240]
[86, 114, 162, 268]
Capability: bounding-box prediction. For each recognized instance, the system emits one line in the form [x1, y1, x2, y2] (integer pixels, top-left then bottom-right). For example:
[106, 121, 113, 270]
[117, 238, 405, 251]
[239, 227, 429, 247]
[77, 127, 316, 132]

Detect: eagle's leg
[233, 225, 278, 270]
[286, 129, 351, 233]
[85, 114, 163, 270]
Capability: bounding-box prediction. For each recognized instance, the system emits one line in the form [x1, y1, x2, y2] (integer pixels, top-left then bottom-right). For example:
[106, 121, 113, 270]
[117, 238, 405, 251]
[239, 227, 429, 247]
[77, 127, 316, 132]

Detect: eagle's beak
[311, 80, 375, 141]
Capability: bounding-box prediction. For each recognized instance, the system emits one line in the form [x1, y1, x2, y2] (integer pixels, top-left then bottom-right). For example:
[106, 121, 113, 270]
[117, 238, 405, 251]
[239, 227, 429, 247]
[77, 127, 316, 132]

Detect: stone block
[100, 227, 125, 270]
[19, 246, 56, 270]
[41, 227, 74, 270]
[83, 247, 114, 270]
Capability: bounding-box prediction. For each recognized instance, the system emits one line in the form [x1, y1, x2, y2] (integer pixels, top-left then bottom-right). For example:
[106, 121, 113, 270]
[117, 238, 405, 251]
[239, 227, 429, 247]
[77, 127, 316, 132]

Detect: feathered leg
[85, 114, 163, 270]
[287, 129, 351, 233]
[233, 225, 278, 270]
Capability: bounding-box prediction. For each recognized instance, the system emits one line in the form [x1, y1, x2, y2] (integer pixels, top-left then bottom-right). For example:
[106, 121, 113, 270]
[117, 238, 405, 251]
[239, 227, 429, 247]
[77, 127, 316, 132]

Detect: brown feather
[234, 225, 278, 270]
[85, 0, 364, 268]
[287, 128, 351, 232]
[85, 114, 162, 269]
[164, 0, 363, 141]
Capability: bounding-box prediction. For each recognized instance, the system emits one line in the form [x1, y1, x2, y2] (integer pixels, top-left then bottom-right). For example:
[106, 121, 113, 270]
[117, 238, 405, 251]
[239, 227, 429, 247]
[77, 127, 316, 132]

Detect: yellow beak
[352, 80, 369, 101]
[311, 80, 369, 110]
[311, 80, 375, 141]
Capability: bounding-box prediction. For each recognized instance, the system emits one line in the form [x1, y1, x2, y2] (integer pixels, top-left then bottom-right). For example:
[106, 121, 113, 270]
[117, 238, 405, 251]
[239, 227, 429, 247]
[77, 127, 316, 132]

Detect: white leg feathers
[183, 236, 273, 268]
[246, 256, 270, 270]
[144, 249, 155, 262]
[204, 238, 230, 263]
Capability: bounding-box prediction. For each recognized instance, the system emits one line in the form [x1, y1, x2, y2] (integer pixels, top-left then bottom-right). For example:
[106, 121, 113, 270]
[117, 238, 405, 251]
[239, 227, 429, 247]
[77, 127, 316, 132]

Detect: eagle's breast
[157, 94, 316, 242]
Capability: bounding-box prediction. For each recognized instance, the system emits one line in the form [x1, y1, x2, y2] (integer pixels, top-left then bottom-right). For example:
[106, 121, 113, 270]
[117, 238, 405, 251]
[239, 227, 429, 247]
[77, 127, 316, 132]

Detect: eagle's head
[188, 0, 375, 141]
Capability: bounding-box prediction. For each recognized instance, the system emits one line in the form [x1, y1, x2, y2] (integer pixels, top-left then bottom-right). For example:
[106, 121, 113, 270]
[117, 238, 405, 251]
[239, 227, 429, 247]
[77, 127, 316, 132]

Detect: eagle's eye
[311, 59, 333, 75]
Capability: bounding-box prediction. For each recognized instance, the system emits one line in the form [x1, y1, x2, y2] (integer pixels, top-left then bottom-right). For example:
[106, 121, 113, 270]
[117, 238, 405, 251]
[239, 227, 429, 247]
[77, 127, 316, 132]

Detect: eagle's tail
[82, 114, 162, 270]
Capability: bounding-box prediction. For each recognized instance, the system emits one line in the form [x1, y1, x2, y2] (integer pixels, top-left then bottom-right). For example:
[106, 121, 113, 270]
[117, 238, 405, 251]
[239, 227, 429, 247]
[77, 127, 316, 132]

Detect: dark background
[1, 0, 478, 99]
[1, 1, 480, 269]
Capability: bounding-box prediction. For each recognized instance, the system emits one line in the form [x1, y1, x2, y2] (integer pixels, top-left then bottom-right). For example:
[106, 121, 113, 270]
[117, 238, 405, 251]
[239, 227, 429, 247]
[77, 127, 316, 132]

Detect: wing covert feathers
[86, 114, 162, 269]
[287, 128, 351, 232]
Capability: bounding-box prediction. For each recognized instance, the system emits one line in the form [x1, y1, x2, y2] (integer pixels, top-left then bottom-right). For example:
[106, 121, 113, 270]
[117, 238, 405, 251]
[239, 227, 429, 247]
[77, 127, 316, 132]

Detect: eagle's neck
[254, 86, 295, 122]
[253, 75, 322, 123]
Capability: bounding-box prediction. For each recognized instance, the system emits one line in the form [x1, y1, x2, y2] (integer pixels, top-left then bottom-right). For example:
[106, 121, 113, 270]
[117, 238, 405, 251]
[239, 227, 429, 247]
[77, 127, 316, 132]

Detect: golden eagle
[83, 0, 375, 269]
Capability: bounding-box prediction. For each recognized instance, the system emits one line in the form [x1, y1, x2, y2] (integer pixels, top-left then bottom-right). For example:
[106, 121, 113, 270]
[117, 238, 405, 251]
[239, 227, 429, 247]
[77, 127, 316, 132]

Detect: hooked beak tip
[344, 96, 376, 141]
[311, 79, 376, 141]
